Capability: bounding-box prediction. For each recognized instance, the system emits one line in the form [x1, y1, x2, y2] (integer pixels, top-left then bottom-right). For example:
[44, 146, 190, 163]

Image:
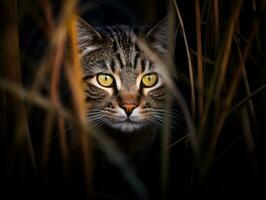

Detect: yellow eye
[97, 73, 114, 87]
[141, 73, 158, 87]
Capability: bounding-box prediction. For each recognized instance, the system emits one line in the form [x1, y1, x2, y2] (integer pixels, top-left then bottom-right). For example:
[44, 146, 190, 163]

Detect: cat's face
[77, 17, 169, 133]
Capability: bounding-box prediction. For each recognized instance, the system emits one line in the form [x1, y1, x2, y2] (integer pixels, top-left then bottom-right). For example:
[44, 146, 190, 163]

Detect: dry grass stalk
[172, 0, 196, 119]
[214, 0, 243, 100]
[2, 0, 37, 173]
[194, 0, 204, 118]
[66, 8, 93, 193]
[206, 17, 259, 167]
[137, 38, 200, 160]
[0, 78, 148, 199]
[213, 0, 220, 51]
[199, 0, 243, 138]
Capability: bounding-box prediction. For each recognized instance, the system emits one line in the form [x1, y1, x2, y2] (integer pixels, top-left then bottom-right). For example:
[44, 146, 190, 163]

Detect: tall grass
[0, 0, 266, 198]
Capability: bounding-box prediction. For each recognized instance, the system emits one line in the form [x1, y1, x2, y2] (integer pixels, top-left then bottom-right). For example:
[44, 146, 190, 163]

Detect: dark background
[1, 0, 266, 199]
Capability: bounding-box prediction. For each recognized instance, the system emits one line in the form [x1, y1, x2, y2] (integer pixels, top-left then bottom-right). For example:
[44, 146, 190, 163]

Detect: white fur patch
[113, 74, 122, 90]
[105, 107, 146, 132]
[81, 46, 98, 57]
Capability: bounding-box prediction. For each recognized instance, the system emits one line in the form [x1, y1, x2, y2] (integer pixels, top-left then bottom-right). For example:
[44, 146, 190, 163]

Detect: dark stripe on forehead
[117, 27, 131, 47]
[104, 27, 121, 48]
[141, 59, 146, 72]
[146, 60, 151, 70]
[126, 32, 133, 46]
[116, 28, 126, 47]
[134, 43, 140, 52]
[120, 28, 130, 46]
[112, 40, 118, 52]
[82, 60, 109, 75]
[133, 53, 139, 69]
[114, 26, 125, 38]
[116, 53, 125, 68]
[110, 59, 116, 73]
[103, 26, 116, 38]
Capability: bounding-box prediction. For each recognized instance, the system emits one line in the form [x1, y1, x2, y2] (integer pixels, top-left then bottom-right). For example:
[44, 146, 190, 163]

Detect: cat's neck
[101, 125, 158, 156]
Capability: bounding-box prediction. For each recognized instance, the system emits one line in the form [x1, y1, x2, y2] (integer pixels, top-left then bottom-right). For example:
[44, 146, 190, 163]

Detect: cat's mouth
[112, 121, 143, 132]
[107, 118, 146, 133]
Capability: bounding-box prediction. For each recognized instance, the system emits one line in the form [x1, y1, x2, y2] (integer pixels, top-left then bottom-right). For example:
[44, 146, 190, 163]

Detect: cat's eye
[97, 73, 114, 87]
[141, 73, 158, 87]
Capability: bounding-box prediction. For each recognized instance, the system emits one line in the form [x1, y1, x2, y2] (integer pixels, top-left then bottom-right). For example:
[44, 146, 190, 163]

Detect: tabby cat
[76, 17, 172, 155]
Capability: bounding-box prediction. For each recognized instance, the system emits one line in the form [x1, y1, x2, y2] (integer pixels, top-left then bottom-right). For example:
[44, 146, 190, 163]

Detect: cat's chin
[107, 121, 146, 133]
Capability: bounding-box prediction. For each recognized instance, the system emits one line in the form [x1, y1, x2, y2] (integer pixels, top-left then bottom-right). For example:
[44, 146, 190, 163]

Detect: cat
[76, 17, 173, 156]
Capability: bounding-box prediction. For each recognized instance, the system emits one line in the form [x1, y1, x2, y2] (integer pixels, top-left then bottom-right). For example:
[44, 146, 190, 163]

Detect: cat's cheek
[86, 101, 107, 110]
[146, 87, 166, 103]
[142, 84, 164, 97]
[85, 91, 111, 109]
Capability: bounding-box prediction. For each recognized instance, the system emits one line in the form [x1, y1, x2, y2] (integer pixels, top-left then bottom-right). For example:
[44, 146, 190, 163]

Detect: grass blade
[173, 0, 196, 119]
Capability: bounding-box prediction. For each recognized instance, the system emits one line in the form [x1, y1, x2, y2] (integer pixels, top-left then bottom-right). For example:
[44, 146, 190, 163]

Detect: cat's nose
[121, 104, 137, 116]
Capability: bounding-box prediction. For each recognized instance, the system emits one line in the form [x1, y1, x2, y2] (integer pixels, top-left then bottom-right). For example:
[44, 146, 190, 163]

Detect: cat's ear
[75, 16, 103, 53]
[145, 17, 176, 53]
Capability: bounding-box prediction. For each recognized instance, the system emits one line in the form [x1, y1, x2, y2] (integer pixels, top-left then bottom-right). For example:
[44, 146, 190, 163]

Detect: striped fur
[77, 17, 171, 139]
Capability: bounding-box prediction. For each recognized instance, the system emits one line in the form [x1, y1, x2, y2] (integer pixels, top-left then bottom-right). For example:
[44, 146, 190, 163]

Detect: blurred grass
[0, 0, 37, 176]
[0, 0, 266, 197]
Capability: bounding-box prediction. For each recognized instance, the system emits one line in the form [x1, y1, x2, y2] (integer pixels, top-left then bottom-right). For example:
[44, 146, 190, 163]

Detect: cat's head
[76, 17, 172, 133]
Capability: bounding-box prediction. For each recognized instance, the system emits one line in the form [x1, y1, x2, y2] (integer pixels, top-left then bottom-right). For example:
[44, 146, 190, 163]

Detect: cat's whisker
[90, 120, 105, 127]
[149, 115, 177, 129]
[88, 115, 105, 122]
[87, 114, 105, 121]
[146, 118, 163, 126]
[149, 116, 165, 124]
[143, 108, 182, 115]
[157, 111, 184, 121]
[157, 110, 182, 117]
[87, 113, 103, 117]
[89, 118, 107, 127]
[86, 110, 102, 116]
[152, 119, 175, 129]
[147, 118, 171, 128]
[87, 113, 103, 118]
[146, 111, 181, 121]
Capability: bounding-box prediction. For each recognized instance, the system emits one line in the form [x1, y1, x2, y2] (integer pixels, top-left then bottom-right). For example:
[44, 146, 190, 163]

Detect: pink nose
[121, 104, 137, 115]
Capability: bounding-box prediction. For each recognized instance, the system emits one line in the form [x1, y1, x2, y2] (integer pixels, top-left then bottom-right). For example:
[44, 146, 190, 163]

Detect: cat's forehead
[77, 17, 169, 72]
[98, 25, 141, 43]
[82, 25, 153, 75]
[98, 25, 141, 57]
